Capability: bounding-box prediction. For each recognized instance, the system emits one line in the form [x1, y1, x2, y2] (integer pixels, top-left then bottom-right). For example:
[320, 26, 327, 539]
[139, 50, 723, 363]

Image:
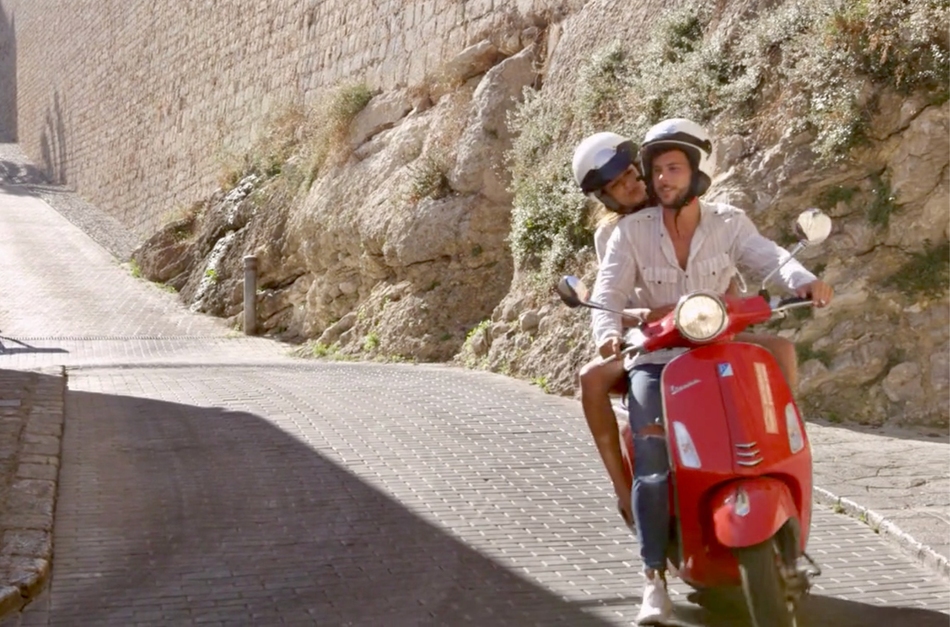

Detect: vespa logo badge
[718, 363, 734, 377]
[670, 379, 701, 395]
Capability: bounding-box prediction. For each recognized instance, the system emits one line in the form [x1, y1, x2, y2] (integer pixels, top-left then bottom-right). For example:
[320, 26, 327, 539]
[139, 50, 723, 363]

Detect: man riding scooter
[572, 132, 801, 533]
[590, 118, 834, 624]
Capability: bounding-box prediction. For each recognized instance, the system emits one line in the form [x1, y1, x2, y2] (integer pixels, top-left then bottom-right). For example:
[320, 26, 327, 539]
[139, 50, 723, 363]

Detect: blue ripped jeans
[628, 363, 670, 572]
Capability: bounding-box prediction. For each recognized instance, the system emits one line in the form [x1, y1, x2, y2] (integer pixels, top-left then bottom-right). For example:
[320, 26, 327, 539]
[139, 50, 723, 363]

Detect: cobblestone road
[1, 179, 948, 625]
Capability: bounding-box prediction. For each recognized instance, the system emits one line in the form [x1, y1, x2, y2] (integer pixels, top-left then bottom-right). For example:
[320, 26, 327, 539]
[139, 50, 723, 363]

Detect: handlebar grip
[776, 296, 812, 308]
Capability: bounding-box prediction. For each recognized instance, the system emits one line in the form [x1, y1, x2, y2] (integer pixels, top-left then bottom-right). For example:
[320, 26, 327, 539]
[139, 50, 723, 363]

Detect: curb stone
[0, 367, 65, 620]
[814, 485, 950, 579]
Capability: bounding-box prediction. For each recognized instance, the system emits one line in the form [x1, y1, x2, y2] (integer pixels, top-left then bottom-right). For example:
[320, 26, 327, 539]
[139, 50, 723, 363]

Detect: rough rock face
[133, 40, 540, 361]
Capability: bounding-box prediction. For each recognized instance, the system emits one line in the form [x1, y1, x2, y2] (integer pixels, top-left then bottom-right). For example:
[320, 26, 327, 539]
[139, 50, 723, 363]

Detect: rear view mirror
[794, 209, 833, 245]
[556, 276, 590, 308]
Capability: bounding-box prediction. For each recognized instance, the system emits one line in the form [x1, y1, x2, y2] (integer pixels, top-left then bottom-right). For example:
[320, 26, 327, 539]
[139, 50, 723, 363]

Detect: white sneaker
[636, 571, 673, 625]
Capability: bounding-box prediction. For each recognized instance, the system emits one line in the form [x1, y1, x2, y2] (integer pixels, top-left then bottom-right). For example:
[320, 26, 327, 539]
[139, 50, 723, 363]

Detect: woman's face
[603, 164, 647, 212]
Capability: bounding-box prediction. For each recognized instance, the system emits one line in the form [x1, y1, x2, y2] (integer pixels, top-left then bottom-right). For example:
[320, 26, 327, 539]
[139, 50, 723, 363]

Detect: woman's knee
[580, 359, 623, 396]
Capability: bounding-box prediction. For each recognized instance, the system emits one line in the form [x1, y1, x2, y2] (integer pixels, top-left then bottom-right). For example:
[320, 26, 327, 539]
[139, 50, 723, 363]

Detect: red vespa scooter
[558, 209, 832, 627]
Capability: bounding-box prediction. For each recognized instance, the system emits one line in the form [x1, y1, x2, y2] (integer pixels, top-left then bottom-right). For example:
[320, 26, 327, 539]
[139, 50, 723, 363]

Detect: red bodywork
[618, 294, 813, 589]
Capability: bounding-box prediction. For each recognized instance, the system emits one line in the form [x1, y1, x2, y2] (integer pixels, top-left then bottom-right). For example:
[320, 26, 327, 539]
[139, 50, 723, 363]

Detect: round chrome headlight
[674, 292, 728, 342]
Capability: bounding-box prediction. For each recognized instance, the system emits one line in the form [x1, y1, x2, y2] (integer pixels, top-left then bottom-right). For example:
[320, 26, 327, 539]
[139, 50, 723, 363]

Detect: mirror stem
[761, 241, 805, 290]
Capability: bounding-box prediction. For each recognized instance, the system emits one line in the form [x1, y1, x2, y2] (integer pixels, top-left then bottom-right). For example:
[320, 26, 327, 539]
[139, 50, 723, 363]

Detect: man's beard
[658, 186, 690, 210]
[619, 197, 650, 214]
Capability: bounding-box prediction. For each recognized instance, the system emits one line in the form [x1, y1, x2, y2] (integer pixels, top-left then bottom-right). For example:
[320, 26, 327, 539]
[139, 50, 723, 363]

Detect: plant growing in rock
[815, 184, 860, 210]
[866, 172, 898, 227]
[405, 153, 451, 204]
[362, 332, 381, 351]
[129, 259, 143, 279]
[796, 343, 833, 367]
[531, 375, 550, 393]
[303, 81, 374, 186]
[886, 240, 950, 299]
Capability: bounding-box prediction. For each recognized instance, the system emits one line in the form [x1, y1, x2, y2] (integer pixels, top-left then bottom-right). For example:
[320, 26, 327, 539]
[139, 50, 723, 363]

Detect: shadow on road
[24, 388, 621, 626]
[0, 338, 68, 356]
[0, 159, 48, 187]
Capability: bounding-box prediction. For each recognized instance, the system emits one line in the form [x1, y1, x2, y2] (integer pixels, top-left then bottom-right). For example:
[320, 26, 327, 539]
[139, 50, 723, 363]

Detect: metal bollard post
[243, 255, 258, 336]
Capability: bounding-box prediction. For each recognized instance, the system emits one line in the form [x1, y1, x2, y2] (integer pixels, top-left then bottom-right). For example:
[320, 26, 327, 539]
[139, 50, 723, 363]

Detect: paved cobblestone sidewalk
[0, 368, 64, 616]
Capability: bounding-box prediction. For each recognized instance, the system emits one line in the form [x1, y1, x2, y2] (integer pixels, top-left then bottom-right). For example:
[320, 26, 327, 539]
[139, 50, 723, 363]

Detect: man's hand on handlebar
[621, 308, 650, 327]
[797, 280, 834, 307]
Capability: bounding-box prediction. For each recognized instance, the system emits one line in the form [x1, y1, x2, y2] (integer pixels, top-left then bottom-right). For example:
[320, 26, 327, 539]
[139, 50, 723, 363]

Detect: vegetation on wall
[506, 0, 949, 285]
[218, 81, 374, 193]
[886, 240, 950, 299]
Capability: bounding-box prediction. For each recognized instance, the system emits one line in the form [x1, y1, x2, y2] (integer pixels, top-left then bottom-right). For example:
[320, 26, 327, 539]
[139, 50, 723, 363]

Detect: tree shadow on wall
[39, 90, 68, 184]
[0, 3, 15, 142]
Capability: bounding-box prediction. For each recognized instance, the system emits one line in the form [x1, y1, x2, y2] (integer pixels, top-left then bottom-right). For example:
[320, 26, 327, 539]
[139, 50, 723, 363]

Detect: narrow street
[0, 181, 947, 625]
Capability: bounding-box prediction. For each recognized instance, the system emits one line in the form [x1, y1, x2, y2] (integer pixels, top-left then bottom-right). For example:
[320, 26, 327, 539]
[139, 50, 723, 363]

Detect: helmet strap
[594, 190, 621, 212]
[594, 191, 647, 215]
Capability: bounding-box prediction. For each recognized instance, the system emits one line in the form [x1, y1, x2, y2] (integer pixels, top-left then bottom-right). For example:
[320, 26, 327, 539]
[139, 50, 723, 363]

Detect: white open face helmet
[640, 118, 715, 201]
[572, 132, 639, 194]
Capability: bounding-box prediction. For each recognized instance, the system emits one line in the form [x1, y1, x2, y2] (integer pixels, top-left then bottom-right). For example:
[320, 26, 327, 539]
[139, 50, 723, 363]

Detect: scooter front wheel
[735, 538, 798, 627]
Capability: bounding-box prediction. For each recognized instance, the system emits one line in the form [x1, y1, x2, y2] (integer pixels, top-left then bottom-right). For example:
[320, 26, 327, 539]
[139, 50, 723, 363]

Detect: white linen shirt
[590, 201, 817, 366]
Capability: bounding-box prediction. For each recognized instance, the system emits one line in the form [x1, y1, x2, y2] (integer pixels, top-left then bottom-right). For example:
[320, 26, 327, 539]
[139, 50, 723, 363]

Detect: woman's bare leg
[735, 332, 799, 390]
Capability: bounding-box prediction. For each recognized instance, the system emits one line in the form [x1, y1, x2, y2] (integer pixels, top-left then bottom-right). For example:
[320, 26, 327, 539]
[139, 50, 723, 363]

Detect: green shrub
[328, 82, 374, 126]
[867, 172, 898, 227]
[815, 185, 859, 210]
[362, 332, 380, 351]
[311, 341, 338, 358]
[507, 90, 591, 277]
[531, 375, 551, 392]
[464, 319, 490, 345]
[509, 157, 590, 276]
[886, 240, 950, 299]
[828, 0, 950, 100]
[575, 41, 630, 128]
[406, 154, 451, 204]
[796, 342, 833, 366]
[304, 82, 374, 185]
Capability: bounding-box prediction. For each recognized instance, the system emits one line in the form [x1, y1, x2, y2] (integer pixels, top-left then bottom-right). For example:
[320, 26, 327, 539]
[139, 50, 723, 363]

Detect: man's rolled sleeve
[734, 213, 817, 294]
[590, 223, 638, 346]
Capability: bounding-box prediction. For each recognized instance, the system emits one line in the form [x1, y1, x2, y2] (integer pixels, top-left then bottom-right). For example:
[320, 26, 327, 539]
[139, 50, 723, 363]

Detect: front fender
[710, 477, 797, 548]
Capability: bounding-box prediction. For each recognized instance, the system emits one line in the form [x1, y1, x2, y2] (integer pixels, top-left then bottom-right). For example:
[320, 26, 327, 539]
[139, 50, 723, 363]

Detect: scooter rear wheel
[736, 538, 797, 627]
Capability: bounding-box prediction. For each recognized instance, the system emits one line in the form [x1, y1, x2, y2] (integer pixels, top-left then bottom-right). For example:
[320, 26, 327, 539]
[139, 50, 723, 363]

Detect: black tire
[736, 539, 797, 627]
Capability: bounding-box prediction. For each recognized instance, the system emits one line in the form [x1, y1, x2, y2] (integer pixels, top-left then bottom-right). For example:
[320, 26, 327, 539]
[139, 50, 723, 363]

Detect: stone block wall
[0, 0, 16, 141]
[0, 0, 582, 237]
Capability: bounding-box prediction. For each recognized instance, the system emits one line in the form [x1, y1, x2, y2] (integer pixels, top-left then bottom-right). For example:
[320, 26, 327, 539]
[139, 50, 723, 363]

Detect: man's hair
[648, 145, 693, 174]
